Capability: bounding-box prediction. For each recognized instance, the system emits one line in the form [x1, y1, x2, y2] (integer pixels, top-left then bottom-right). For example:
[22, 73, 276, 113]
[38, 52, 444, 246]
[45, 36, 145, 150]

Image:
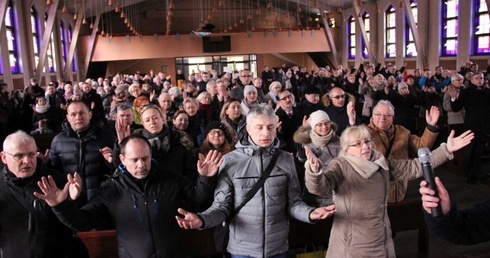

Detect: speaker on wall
[202, 36, 231, 52]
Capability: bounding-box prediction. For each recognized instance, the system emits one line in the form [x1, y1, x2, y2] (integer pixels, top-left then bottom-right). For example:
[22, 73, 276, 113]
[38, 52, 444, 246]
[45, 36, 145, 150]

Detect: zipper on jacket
[260, 149, 266, 258]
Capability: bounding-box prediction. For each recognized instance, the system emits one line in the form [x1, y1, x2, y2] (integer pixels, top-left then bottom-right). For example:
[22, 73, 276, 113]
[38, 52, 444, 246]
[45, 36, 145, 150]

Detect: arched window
[405, 0, 418, 57]
[44, 13, 57, 72]
[348, 15, 356, 59]
[362, 12, 370, 59]
[31, 7, 41, 67]
[60, 21, 68, 70]
[6, 0, 20, 73]
[385, 5, 396, 58]
[473, 0, 490, 54]
[68, 24, 77, 71]
[441, 0, 459, 56]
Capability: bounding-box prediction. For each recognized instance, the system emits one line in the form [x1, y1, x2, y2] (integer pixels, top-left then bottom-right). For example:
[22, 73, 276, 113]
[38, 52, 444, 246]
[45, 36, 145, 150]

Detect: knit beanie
[269, 81, 282, 92]
[309, 110, 331, 128]
[244, 85, 257, 96]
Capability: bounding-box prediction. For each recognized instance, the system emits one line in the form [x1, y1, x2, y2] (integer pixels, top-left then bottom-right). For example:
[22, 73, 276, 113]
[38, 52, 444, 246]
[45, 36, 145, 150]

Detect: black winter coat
[49, 121, 115, 205]
[113, 127, 198, 181]
[0, 161, 88, 258]
[52, 164, 216, 258]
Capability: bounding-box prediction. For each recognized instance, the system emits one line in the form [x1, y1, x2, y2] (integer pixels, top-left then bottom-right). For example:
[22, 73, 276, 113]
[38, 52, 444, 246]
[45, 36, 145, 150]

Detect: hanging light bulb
[297, 6, 302, 13]
[218, 0, 224, 7]
[115, 5, 121, 12]
[120, 11, 125, 18]
[46, 0, 52, 5]
[108, 0, 113, 6]
[90, 22, 94, 29]
[74, 13, 78, 20]
[62, 5, 67, 13]
[169, 1, 175, 9]
[124, 18, 128, 23]
[239, 18, 244, 24]
[267, 1, 273, 9]
[247, 14, 252, 20]
[82, 17, 87, 24]
[256, 8, 261, 15]
[234, 22, 238, 27]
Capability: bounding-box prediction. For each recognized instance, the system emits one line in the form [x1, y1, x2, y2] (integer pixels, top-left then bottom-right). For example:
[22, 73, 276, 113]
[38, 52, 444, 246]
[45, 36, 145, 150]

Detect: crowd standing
[0, 61, 489, 257]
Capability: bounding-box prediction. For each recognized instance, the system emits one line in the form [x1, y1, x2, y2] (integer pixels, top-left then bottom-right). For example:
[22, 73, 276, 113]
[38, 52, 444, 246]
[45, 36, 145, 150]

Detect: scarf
[141, 128, 171, 153]
[310, 129, 334, 147]
[339, 150, 389, 179]
[35, 102, 50, 114]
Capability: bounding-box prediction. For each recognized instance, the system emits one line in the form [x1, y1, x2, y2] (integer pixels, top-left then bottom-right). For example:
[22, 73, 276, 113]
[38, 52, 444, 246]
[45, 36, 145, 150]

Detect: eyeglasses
[240, 75, 252, 78]
[4, 152, 37, 161]
[279, 94, 293, 101]
[331, 94, 346, 99]
[373, 113, 393, 118]
[348, 139, 372, 148]
[315, 121, 331, 128]
[209, 130, 225, 136]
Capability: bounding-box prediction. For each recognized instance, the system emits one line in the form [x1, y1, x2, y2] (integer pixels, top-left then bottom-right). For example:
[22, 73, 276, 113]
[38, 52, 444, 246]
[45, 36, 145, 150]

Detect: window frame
[441, 0, 459, 56]
[405, 0, 418, 57]
[361, 12, 370, 59]
[348, 15, 356, 59]
[5, 0, 21, 74]
[385, 5, 397, 58]
[473, 0, 490, 55]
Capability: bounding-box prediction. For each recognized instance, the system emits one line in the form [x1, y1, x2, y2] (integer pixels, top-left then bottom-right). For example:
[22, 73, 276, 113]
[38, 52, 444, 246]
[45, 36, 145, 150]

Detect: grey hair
[246, 103, 276, 125]
[373, 100, 395, 116]
[451, 73, 464, 83]
[3, 130, 36, 152]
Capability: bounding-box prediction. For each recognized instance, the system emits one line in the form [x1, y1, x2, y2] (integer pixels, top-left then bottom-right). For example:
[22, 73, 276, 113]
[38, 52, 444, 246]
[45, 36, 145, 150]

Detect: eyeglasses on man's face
[4, 152, 37, 161]
[279, 94, 293, 101]
[240, 75, 252, 78]
[373, 113, 393, 118]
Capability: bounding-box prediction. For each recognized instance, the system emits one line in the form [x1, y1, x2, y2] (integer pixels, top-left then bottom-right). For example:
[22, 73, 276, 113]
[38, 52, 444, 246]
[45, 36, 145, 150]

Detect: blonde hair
[339, 126, 373, 151]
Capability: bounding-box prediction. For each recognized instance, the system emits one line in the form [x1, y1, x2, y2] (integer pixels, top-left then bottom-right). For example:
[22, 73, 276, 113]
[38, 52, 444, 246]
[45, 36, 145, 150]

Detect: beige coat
[305, 144, 453, 258]
[364, 120, 438, 202]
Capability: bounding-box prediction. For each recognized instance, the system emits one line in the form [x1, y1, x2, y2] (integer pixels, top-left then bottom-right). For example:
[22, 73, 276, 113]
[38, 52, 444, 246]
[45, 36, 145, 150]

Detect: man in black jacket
[49, 100, 115, 205]
[449, 72, 490, 184]
[0, 131, 88, 257]
[35, 134, 221, 258]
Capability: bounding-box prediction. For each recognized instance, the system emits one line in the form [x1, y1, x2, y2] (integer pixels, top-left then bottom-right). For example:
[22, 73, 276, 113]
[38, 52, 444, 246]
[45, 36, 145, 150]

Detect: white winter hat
[244, 85, 257, 96]
[309, 110, 330, 128]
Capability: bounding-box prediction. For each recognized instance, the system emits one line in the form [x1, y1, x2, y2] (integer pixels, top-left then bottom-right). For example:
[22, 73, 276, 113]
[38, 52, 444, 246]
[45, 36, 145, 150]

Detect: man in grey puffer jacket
[176, 104, 336, 258]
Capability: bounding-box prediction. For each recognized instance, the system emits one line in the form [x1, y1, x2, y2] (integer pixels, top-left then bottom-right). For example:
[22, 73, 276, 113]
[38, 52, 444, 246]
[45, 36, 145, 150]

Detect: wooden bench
[77, 199, 428, 257]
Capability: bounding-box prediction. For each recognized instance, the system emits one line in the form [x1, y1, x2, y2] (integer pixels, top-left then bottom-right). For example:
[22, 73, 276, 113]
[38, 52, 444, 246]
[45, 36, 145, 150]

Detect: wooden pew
[76, 199, 428, 258]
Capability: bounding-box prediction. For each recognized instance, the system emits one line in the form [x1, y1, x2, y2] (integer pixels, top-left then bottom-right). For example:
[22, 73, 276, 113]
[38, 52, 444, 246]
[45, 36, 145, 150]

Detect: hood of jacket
[293, 123, 339, 145]
[235, 134, 280, 156]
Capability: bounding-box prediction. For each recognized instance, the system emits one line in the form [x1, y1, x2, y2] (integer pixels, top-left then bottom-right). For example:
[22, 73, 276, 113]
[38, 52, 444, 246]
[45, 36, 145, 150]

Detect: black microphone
[418, 147, 443, 217]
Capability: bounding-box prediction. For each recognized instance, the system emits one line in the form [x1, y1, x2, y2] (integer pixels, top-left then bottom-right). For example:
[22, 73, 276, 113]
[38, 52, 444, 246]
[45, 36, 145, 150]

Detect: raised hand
[447, 85, 459, 99]
[309, 205, 336, 220]
[302, 115, 309, 127]
[197, 150, 223, 177]
[446, 130, 474, 153]
[67, 172, 83, 200]
[275, 115, 283, 132]
[175, 208, 203, 229]
[419, 177, 450, 215]
[99, 147, 113, 163]
[37, 149, 50, 165]
[425, 106, 440, 126]
[347, 101, 356, 126]
[305, 145, 320, 173]
[115, 117, 131, 143]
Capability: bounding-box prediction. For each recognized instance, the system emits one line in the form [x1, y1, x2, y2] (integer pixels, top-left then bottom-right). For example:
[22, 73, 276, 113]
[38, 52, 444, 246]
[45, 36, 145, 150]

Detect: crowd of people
[0, 60, 488, 257]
